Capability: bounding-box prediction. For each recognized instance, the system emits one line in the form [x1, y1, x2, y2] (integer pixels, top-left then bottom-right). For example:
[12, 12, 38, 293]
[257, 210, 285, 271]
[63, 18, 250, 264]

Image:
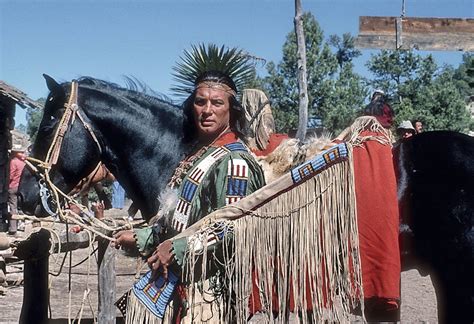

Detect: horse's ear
[43, 74, 64, 95]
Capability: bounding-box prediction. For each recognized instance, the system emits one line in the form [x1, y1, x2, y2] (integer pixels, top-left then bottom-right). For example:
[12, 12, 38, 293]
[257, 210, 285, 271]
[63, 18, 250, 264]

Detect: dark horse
[19, 76, 474, 323]
[19, 75, 188, 221]
[396, 131, 474, 323]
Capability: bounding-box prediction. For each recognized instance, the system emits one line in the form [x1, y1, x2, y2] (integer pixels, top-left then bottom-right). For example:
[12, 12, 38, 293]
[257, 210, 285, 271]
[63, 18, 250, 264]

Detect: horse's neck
[84, 95, 187, 220]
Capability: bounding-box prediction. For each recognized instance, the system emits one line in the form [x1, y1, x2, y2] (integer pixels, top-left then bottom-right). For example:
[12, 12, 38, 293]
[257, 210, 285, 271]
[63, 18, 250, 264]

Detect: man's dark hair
[362, 96, 393, 117]
[194, 71, 237, 93]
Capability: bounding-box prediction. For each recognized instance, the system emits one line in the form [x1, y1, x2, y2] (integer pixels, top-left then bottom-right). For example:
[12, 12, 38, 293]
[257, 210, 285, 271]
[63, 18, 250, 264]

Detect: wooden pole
[14, 228, 51, 324]
[97, 236, 116, 324]
[0, 96, 15, 232]
[294, 0, 309, 142]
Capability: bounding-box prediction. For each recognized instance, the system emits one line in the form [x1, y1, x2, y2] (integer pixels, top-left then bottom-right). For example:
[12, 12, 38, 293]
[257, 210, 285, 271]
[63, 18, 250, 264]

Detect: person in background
[339, 93, 401, 321]
[69, 201, 105, 233]
[111, 180, 125, 209]
[396, 120, 416, 140]
[7, 144, 26, 235]
[371, 89, 385, 102]
[413, 120, 423, 134]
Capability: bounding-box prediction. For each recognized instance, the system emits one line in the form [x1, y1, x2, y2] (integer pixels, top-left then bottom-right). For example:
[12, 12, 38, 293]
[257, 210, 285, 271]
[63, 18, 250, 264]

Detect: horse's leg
[431, 258, 474, 323]
[127, 202, 139, 220]
[80, 191, 89, 209]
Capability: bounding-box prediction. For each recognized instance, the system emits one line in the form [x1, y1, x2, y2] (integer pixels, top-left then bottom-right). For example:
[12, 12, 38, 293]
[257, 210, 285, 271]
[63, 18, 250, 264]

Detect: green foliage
[86, 183, 112, 205]
[263, 12, 366, 136]
[368, 50, 429, 97]
[328, 33, 362, 69]
[243, 67, 265, 90]
[453, 53, 474, 99]
[418, 70, 470, 132]
[367, 50, 471, 133]
[26, 98, 45, 143]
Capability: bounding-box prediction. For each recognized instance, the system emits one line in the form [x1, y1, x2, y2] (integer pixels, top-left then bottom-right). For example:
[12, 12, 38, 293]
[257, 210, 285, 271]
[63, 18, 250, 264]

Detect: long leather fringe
[126, 291, 165, 324]
[179, 145, 363, 323]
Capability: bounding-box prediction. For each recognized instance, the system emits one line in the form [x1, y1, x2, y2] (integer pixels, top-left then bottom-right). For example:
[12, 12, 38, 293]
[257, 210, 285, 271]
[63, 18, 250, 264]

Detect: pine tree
[263, 12, 366, 136]
[367, 50, 471, 132]
[26, 98, 45, 142]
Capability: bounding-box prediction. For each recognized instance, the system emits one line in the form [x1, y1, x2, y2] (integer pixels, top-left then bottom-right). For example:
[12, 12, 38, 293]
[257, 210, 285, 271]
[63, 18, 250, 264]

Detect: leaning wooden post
[294, 0, 309, 142]
[0, 96, 15, 232]
[14, 228, 51, 324]
[97, 234, 116, 323]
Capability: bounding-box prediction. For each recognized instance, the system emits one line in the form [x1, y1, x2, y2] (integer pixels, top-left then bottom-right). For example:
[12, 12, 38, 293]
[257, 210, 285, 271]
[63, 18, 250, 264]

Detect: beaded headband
[195, 81, 237, 96]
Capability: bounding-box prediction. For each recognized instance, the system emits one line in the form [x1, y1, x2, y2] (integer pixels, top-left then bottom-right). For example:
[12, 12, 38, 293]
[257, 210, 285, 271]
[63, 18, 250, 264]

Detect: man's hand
[92, 201, 105, 219]
[112, 230, 136, 250]
[68, 203, 82, 215]
[147, 240, 174, 282]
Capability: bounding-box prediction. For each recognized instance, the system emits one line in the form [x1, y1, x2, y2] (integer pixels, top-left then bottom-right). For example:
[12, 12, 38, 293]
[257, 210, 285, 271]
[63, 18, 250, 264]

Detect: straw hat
[397, 120, 416, 132]
[11, 144, 26, 152]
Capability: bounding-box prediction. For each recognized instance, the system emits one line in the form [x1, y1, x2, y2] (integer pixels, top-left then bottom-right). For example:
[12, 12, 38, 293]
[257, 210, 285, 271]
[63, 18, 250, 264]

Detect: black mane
[77, 76, 176, 109]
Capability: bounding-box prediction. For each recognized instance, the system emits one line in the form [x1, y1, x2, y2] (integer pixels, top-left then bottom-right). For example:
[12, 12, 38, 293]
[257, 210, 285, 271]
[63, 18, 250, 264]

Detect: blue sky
[1, 0, 472, 126]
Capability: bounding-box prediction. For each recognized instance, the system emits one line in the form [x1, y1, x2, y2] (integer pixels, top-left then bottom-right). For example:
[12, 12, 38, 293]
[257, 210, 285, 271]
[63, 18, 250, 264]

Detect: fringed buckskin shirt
[135, 130, 265, 273]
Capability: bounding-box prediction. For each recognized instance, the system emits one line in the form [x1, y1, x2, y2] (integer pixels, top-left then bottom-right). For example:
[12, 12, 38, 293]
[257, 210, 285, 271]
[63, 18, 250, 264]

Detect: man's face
[415, 121, 423, 133]
[193, 87, 231, 141]
[375, 104, 394, 128]
[14, 152, 26, 160]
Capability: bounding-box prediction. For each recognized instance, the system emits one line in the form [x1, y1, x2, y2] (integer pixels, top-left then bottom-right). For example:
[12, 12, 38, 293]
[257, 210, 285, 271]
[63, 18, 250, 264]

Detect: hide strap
[75, 109, 103, 155]
[46, 81, 79, 166]
[45, 80, 103, 167]
[68, 162, 112, 197]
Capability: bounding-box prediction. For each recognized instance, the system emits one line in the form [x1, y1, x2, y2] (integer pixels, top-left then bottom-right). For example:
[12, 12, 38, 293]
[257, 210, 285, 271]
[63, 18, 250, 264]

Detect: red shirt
[9, 157, 25, 189]
[251, 133, 289, 156]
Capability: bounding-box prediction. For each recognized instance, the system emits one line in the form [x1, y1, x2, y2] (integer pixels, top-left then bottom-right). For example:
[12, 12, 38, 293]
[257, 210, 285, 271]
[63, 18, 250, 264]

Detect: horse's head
[18, 74, 102, 216]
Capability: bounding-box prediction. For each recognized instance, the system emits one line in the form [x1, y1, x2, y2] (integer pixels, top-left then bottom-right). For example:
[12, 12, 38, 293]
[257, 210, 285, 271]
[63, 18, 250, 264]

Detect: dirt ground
[0, 208, 439, 323]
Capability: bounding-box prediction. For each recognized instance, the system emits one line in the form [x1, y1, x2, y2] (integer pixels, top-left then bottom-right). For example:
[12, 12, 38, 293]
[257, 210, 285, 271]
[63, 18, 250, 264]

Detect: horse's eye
[49, 97, 54, 102]
[50, 115, 55, 121]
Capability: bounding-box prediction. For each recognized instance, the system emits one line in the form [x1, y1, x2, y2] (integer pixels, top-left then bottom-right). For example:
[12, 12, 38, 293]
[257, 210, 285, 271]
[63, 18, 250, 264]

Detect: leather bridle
[25, 80, 105, 218]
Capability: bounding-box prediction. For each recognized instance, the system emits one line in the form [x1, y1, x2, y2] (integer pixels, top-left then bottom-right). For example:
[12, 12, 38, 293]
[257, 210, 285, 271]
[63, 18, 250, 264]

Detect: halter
[25, 80, 104, 218]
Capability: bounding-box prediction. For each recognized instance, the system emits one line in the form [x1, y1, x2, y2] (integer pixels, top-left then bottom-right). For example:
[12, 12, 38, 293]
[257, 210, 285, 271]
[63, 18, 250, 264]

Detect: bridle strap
[68, 162, 112, 197]
[45, 80, 79, 167]
[75, 110, 103, 156]
[43, 80, 103, 168]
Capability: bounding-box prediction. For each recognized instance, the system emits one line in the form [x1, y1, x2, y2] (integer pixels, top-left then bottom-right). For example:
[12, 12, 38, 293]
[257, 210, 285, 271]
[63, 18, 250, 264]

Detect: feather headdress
[171, 43, 255, 98]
